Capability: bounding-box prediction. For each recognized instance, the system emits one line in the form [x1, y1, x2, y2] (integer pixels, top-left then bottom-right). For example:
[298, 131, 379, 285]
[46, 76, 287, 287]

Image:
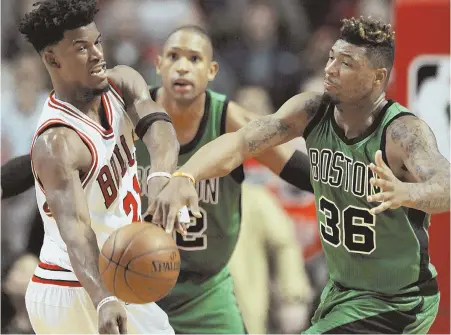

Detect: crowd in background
[1, 0, 393, 333]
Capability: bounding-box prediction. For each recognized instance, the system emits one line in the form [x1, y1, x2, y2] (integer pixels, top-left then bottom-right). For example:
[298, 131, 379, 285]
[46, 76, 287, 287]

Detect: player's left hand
[367, 150, 409, 214]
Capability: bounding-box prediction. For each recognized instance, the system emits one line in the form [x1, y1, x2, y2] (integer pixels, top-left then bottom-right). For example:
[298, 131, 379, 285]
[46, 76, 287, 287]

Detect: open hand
[146, 176, 201, 234]
[367, 150, 408, 215]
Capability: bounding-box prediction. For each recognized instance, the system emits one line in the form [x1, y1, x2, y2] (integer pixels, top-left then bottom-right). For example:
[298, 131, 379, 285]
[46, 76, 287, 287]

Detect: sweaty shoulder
[107, 65, 134, 87]
[32, 127, 92, 180]
[107, 65, 150, 106]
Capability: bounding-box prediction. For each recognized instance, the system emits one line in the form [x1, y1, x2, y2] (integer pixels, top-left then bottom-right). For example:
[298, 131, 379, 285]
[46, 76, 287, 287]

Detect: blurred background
[1, 0, 449, 333]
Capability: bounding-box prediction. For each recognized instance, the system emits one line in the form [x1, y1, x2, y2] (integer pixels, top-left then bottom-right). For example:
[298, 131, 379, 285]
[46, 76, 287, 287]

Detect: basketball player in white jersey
[18, 0, 180, 333]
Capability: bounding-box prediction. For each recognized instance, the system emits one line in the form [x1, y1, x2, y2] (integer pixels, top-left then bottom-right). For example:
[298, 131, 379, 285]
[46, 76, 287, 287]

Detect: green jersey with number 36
[304, 99, 437, 295]
[136, 88, 243, 283]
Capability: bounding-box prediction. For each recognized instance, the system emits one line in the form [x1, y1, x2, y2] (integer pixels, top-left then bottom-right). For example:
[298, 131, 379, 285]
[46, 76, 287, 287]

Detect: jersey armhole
[303, 99, 331, 140]
[380, 112, 415, 169]
[220, 99, 245, 184]
[31, 121, 98, 194]
[107, 78, 126, 108]
[149, 86, 159, 101]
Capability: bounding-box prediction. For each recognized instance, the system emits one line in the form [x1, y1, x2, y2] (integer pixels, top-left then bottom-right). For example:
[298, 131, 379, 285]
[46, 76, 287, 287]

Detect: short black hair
[340, 16, 395, 70]
[18, 0, 99, 53]
[166, 25, 213, 57]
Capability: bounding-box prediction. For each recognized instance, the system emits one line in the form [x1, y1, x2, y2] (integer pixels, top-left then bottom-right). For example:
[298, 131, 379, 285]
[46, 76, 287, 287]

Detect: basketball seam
[112, 225, 148, 296]
[124, 247, 179, 279]
[99, 229, 118, 277]
[103, 248, 179, 280]
[125, 247, 179, 264]
[123, 268, 155, 304]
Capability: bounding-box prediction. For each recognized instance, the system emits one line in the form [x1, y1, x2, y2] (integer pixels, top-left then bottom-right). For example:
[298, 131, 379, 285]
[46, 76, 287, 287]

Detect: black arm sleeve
[1, 154, 35, 199]
[279, 150, 313, 193]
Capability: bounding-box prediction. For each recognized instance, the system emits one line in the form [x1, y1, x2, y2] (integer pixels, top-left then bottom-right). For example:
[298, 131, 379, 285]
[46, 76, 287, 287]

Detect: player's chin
[324, 90, 340, 105]
[173, 92, 197, 104]
[91, 78, 110, 92]
[84, 80, 110, 97]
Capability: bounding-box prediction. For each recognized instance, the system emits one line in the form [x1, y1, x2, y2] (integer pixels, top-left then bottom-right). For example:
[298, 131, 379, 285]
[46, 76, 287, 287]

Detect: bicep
[389, 117, 449, 182]
[33, 131, 91, 241]
[226, 102, 295, 172]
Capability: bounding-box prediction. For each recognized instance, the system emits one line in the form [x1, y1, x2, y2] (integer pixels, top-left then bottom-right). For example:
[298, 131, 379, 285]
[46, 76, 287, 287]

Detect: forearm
[404, 175, 450, 214]
[1, 154, 35, 199]
[180, 132, 245, 181]
[65, 226, 111, 307]
[142, 121, 179, 173]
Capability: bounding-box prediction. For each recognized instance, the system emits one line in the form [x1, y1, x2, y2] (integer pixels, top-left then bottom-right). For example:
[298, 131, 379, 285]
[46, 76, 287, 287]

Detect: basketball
[99, 223, 180, 304]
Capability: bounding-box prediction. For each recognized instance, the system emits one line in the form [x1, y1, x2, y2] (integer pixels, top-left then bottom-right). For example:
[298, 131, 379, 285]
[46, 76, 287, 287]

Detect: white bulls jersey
[30, 81, 142, 285]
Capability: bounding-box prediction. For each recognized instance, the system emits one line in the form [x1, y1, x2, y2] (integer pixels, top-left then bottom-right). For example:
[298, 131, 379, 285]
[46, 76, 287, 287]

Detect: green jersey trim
[379, 111, 415, 168]
[329, 100, 395, 145]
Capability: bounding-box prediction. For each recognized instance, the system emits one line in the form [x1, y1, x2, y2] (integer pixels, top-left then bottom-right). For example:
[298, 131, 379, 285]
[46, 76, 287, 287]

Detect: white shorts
[25, 263, 174, 334]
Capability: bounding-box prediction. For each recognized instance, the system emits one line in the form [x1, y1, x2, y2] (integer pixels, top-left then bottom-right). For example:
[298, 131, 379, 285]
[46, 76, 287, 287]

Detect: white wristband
[147, 172, 172, 183]
[97, 296, 118, 313]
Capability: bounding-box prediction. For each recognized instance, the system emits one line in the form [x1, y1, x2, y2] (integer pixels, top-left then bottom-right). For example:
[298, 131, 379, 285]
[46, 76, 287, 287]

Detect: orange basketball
[99, 223, 180, 304]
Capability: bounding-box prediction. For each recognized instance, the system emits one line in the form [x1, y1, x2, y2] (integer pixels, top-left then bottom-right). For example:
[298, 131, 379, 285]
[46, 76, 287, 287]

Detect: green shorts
[157, 266, 246, 334]
[304, 279, 440, 334]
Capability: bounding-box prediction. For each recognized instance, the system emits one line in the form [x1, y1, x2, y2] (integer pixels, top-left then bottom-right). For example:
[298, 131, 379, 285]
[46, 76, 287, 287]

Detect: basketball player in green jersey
[150, 17, 451, 333]
[137, 26, 312, 334]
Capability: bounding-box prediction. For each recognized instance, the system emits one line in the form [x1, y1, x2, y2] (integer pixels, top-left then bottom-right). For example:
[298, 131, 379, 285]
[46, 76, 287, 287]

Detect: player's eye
[95, 39, 103, 45]
[168, 53, 178, 60]
[78, 46, 87, 52]
[190, 55, 200, 62]
[343, 61, 350, 67]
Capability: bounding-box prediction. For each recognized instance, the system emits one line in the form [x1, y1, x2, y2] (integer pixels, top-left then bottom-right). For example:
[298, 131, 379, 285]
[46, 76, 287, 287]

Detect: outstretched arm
[109, 66, 180, 223]
[148, 92, 323, 231]
[180, 92, 322, 181]
[109, 65, 179, 174]
[226, 101, 313, 192]
[369, 116, 450, 214]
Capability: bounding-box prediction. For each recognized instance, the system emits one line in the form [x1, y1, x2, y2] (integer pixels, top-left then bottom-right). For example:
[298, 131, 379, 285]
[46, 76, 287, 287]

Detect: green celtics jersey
[136, 88, 243, 282]
[304, 100, 437, 295]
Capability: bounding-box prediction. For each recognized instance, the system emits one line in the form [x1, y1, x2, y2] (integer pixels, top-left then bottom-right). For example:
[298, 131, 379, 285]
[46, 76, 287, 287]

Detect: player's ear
[43, 48, 60, 69]
[208, 61, 219, 81]
[374, 68, 388, 86]
[155, 55, 162, 75]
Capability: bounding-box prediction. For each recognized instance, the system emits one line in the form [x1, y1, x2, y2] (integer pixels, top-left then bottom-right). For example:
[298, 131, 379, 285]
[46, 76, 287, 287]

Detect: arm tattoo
[305, 96, 322, 121]
[388, 118, 450, 213]
[245, 94, 322, 157]
[390, 121, 439, 181]
[246, 118, 293, 155]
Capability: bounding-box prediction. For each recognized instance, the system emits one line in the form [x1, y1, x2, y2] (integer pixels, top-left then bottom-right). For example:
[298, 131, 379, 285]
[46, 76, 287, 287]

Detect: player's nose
[90, 44, 103, 61]
[175, 57, 190, 74]
[325, 60, 339, 77]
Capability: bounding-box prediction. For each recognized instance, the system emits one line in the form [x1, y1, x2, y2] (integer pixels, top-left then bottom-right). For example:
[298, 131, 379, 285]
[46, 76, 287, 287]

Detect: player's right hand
[147, 176, 201, 234]
[98, 300, 128, 334]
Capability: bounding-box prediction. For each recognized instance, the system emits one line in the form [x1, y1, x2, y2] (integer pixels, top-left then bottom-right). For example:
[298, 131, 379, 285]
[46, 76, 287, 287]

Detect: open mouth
[90, 63, 107, 76]
[173, 79, 194, 92]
